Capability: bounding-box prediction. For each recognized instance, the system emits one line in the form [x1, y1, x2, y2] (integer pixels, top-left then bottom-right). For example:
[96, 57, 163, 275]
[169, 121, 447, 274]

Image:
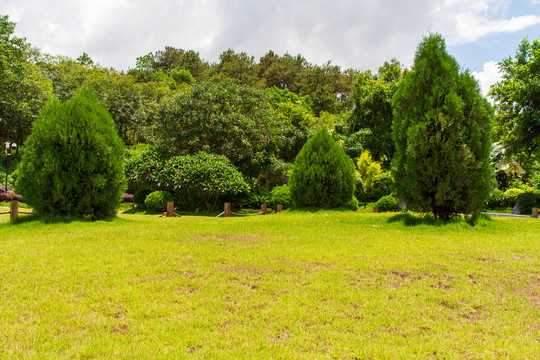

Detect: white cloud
[472, 61, 502, 98]
[2, 0, 539, 72]
[435, 0, 540, 45]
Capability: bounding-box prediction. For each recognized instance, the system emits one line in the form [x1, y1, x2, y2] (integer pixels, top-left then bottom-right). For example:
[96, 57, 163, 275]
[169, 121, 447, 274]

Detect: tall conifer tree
[392, 34, 492, 220]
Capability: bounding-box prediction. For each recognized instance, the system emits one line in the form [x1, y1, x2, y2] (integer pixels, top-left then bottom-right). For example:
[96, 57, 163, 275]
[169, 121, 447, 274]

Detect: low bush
[270, 185, 293, 209]
[145, 191, 175, 213]
[376, 195, 398, 212]
[516, 190, 540, 215]
[504, 188, 525, 207]
[485, 189, 507, 209]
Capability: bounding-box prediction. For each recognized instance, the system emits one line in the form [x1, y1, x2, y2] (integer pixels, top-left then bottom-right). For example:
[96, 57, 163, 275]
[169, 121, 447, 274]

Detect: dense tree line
[2, 12, 540, 218]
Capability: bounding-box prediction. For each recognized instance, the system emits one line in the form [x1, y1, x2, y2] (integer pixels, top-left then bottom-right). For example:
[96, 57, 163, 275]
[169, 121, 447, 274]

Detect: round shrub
[145, 191, 175, 213]
[270, 185, 292, 208]
[516, 190, 540, 215]
[376, 195, 398, 212]
[504, 188, 524, 207]
[290, 128, 355, 208]
[15, 86, 126, 220]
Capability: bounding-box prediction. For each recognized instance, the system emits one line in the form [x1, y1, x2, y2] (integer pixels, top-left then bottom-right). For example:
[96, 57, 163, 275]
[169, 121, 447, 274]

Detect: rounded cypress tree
[392, 34, 493, 220]
[16, 86, 126, 220]
[290, 128, 355, 208]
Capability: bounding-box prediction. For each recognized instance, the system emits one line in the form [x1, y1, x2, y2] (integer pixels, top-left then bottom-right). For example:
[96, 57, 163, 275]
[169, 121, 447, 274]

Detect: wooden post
[10, 201, 18, 220]
[224, 203, 231, 217]
[533, 207, 538, 219]
[167, 202, 174, 217]
[373, 206, 379, 213]
[261, 204, 267, 215]
[277, 205, 283, 214]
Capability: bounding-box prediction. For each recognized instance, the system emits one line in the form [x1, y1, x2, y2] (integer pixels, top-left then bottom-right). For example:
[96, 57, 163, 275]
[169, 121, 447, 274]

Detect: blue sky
[3, 0, 540, 96]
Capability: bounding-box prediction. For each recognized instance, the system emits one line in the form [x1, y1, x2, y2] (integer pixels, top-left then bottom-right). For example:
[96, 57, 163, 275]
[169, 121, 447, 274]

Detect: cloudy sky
[3, 0, 540, 95]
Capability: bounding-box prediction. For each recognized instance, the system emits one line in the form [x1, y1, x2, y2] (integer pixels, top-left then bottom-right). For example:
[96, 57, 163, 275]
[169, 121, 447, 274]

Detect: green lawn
[0, 210, 538, 359]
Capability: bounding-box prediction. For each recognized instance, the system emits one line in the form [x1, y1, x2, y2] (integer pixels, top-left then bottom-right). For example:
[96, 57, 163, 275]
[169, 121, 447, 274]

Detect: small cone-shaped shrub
[16, 86, 126, 219]
[290, 128, 355, 207]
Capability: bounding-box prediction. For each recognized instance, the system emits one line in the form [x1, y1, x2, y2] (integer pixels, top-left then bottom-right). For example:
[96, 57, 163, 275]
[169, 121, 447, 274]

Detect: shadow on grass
[8, 213, 125, 225]
[387, 212, 492, 227]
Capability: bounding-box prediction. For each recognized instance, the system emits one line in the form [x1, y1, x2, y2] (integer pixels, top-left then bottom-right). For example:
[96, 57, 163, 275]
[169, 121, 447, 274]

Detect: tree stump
[224, 203, 231, 217]
[533, 207, 538, 219]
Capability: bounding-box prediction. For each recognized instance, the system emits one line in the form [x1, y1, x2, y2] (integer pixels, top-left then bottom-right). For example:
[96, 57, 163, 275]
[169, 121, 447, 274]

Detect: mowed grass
[0, 210, 539, 359]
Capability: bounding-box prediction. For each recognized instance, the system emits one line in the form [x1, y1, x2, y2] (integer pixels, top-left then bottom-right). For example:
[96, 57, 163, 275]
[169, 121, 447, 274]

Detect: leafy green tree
[258, 52, 309, 93]
[290, 128, 355, 208]
[153, 47, 209, 82]
[76, 52, 94, 67]
[37, 57, 173, 143]
[212, 49, 262, 87]
[490, 37, 540, 165]
[0, 15, 53, 150]
[392, 34, 493, 220]
[16, 87, 126, 219]
[348, 63, 403, 167]
[155, 80, 282, 178]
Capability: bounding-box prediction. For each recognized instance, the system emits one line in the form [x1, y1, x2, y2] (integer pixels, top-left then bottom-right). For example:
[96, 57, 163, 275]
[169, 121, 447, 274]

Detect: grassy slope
[0, 211, 538, 359]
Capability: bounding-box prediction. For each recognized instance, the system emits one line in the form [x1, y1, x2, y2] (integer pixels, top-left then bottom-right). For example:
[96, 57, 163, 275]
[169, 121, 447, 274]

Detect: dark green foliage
[155, 80, 282, 178]
[133, 189, 153, 207]
[372, 172, 394, 200]
[516, 190, 540, 214]
[144, 190, 174, 213]
[484, 189, 507, 209]
[15, 87, 126, 219]
[124, 147, 249, 211]
[376, 195, 398, 212]
[290, 128, 355, 208]
[124, 144, 172, 194]
[270, 185, 293, 208]
[392, 34, 493, 221]
[345, 196, 359, 211]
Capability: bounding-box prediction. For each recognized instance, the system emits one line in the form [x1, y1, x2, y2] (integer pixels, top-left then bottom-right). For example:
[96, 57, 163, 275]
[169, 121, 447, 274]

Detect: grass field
[0, 210, 538, 359]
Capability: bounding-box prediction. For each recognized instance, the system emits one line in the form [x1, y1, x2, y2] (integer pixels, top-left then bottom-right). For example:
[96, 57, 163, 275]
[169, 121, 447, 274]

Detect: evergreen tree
[290, 128, 355, 207]
[392, 34, 492, 220]
[16, 86, 126, 220]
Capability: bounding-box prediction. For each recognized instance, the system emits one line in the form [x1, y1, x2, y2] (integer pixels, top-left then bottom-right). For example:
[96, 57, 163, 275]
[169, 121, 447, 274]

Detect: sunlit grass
[0, 211, 538, 358]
